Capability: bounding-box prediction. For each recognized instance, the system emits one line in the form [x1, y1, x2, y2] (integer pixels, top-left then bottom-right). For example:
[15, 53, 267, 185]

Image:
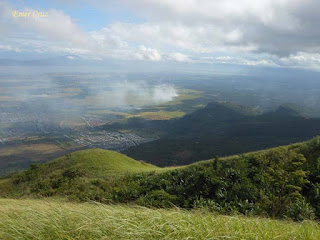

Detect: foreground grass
[0, 199, 319, 240]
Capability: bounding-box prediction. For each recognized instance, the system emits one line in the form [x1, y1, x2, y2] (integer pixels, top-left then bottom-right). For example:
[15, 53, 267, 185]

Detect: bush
[137, 190, 179, 208]
[285, 199, 315, 221]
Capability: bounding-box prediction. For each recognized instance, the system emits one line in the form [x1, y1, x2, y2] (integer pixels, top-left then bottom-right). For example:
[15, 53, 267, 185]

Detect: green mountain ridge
[124, 101, 320, 166]
[0, 149, 166, 199]
[42, 148, 161, 178]
[1, 137, 320, 221]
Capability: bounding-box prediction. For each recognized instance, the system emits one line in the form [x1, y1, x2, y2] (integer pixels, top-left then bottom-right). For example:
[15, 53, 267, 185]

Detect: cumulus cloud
[0, 44, 21, 52]
[2, 0, 320, 69]
[166, 53, 193, 63]
[135, 46, 162, 61]
[100, 0, 320, 68]
[0, 2, 192, 63]
[200, 56, 277, 67]
[110, 0, 320, 56]
[0, 2, 91, 47]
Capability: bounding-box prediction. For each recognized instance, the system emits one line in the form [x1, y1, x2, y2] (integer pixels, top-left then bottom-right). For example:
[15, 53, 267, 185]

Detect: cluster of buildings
[0, 112, 49, 124]
[82, 116, 105, 127]
[0, 111, 151, 151]
[64, 131, 150, 151]
[0, 128, 29, 143]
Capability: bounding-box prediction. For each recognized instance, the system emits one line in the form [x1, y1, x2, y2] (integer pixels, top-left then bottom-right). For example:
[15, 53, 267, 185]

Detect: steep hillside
[0, 149, 164, 199]
[1, 137, 320, 220]
[125, 102, 320, 166]
[45, 148, 160, 178]
[258, 105, 302, 120]
[169, 101, 256, 135]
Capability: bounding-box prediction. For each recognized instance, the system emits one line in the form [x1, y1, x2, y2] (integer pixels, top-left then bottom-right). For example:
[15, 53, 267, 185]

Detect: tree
[257, 148, 308, 217]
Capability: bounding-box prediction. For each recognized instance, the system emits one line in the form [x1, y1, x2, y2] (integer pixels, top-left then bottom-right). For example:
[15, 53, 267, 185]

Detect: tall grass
[0, 199, 319, 239]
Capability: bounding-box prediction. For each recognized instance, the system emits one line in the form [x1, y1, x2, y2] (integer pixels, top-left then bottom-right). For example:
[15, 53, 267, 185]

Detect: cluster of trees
[102, 137, 319, 220]
[113, 144, 318, 220]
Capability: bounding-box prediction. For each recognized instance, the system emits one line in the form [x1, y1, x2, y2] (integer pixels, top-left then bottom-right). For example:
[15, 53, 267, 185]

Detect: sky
[1, 0, 320, 71]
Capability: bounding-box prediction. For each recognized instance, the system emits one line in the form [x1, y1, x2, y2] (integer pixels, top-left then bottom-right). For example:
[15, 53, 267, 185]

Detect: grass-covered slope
[1, 137, 320, 220]
[0, 149, 164, 199]
[1, 199, 319, 240]
[44, 148, 161, 178]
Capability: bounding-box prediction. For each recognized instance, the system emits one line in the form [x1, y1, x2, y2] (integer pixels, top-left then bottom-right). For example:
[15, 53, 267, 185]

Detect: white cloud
[2, 0, 320, 69]
[199, 55, 277, 67]
[66, 55, 75, 60]
[134, 46, 162, 61]
[166, 53, 193, 63]
[277, 53, 320, 69]
[0, 2, 192, 63]
[0, 2, 91, 47]
[0, 44, 21, 52]
[111, 0, 320, 56]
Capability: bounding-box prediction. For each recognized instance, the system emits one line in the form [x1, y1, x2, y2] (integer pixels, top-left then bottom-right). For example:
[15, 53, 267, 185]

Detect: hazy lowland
[1, 68, 320, 174]
[3, 0, 320, 238]
[1, 67, 320, 239]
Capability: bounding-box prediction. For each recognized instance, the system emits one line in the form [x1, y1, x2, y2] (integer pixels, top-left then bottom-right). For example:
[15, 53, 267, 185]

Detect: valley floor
[0, 199, 319, 240]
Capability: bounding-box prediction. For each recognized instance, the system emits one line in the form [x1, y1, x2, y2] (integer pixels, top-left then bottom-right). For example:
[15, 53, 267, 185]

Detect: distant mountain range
[124, 101, 320, 166]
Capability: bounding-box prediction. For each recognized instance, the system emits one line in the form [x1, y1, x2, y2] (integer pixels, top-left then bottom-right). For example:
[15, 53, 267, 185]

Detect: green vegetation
[114, 141, 319, 220]
[1, 199, 319, 240]
[129, 111, 185, 120]
[46, 149, 161, 178]
[1, 137, 320, 221]
[0, 134, 82, 176]
[1, 137, 320, 239]
[0, 149, 166, 200]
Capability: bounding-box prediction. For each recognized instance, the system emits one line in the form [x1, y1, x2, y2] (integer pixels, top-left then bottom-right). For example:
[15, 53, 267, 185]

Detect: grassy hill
[41, 148, 161, 178]
[0, 137, 320, 220]
[1, 198, 319, 240]
[0, 149, 169, 199]
[1, 138, 320, 238]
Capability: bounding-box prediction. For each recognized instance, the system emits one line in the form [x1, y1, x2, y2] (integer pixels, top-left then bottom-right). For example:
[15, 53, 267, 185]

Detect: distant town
[0, 111, 151, 151]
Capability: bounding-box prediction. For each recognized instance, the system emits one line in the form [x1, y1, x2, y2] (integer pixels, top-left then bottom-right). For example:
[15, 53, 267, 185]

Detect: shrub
[137, 190, 179, 208]
[285, 199, 315, 221]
